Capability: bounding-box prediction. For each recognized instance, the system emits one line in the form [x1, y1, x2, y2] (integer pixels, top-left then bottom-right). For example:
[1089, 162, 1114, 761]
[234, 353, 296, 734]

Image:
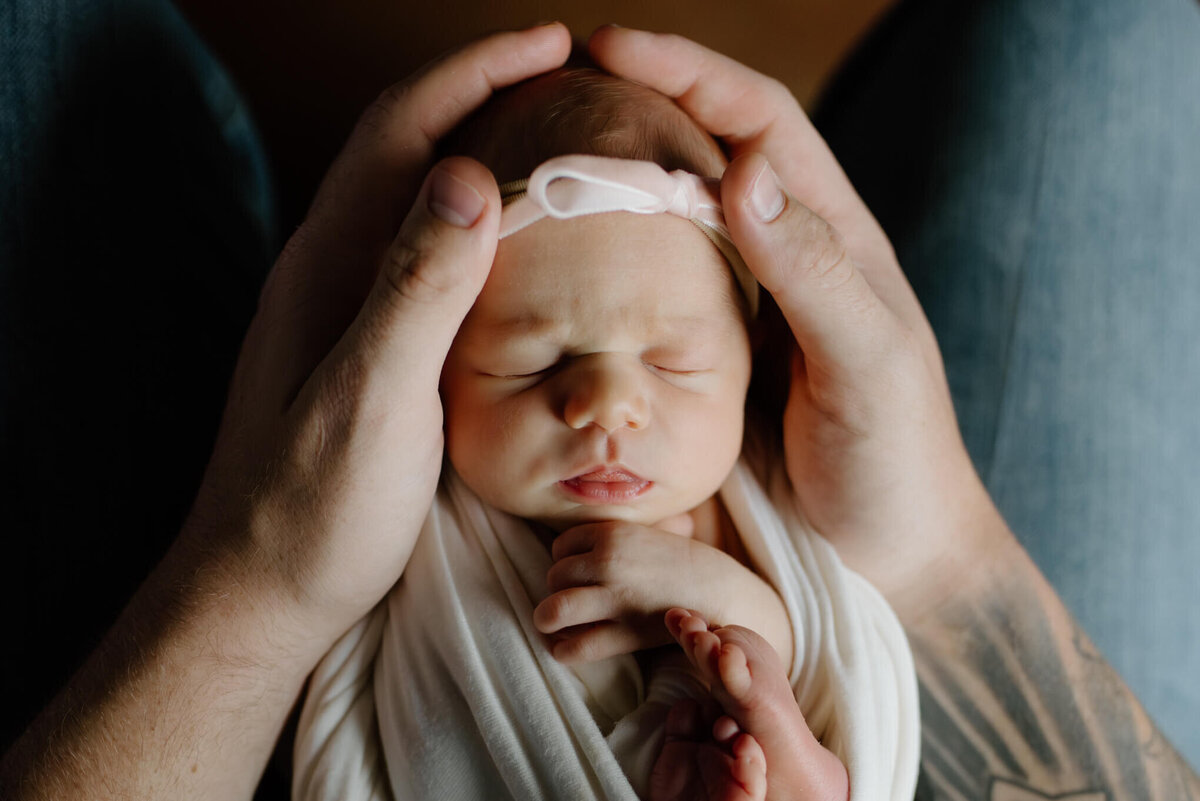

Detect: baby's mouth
[559, 467, 652, 504]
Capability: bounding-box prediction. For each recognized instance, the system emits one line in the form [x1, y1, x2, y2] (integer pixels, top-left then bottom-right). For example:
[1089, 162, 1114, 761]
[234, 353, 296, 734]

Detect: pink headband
[497, 155, 759, 317]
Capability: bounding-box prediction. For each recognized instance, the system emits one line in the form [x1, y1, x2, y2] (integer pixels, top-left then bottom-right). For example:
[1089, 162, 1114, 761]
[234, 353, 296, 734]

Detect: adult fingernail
[428, 167, 486, 228]
[749, 161, 785, 223]
[534, 19, 561, 27]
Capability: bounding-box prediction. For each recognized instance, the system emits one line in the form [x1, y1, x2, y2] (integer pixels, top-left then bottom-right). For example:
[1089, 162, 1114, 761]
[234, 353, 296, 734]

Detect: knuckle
[539, 592, 573, 629]
[656, 32, 690, 53]
[315, 351, 372, 425]
[354, 83, 412, 141]
[562, 632, 604, 663]
[550, 531, 574, 561]
[590, 527, 626, 564]
[796, 216, 853, 288]
[381, 243, 447, 306]
[544, 560, 577, 592]
[276, 221, 319, 271]
[285, 350, 393, 474]
[760, 75, 794, 108]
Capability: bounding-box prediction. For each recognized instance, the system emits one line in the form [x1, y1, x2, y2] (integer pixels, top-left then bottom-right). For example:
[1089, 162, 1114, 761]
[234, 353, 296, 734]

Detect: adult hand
[588, 27, 1012, 622]
[1, 24, 574, 801]
[184, 23, 572, 648]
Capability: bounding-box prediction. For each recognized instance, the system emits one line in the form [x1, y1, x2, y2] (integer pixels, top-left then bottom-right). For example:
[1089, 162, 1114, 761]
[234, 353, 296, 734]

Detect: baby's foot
[661, 608, 850, 801]
[648, 696, 767, 801]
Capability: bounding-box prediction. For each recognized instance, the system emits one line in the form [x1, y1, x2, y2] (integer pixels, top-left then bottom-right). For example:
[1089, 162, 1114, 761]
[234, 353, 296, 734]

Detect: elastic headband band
[497, 155, 759, 318]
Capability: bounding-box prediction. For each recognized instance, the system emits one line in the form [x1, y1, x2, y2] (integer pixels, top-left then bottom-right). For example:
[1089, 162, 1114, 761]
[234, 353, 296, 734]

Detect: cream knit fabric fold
[293, 457, 920, 801]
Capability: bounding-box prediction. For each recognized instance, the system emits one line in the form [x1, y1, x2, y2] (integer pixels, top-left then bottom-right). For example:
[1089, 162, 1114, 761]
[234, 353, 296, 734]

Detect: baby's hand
[533, 522, 793, 666]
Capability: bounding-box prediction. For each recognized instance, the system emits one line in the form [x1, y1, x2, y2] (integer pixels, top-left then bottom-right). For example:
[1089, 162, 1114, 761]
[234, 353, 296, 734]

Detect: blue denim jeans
[2, 0, 1197, 781]
[817, 0, 1200, 768]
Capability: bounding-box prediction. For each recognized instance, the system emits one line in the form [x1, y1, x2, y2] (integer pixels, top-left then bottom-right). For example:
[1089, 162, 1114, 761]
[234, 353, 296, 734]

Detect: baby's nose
[562, 355, 650, 432]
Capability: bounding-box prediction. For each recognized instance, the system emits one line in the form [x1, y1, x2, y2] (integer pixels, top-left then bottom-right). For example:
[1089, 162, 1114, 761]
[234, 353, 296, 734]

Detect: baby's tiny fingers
[550, 523, 603, 561]
[544, 553, 603, 593]
[551, 621, 643, 663]
[533, 585, 614, 633]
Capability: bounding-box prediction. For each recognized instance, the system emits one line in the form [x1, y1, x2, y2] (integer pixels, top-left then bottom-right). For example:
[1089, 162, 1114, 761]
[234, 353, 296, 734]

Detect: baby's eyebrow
[484, 314, 564, 339]
[483, 312, 726, 344]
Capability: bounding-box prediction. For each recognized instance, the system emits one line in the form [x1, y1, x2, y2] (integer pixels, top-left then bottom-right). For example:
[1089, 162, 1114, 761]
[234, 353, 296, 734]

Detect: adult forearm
[0, 533, 322, 800]
[908, 531, 1200, 800]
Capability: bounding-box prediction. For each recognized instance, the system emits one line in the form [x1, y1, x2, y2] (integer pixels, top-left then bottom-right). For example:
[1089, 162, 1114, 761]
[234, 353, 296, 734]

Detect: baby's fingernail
[749, 160, 785, 223]
[428, 167, 486, 228]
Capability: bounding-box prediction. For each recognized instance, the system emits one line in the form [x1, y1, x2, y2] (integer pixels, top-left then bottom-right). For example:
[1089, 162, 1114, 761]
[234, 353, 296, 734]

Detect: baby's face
[441, 211, 752, 531]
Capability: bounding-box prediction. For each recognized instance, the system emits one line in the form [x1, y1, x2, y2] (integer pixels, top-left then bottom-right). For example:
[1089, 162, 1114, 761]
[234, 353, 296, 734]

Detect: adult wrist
[163, 517, 342, 679]
[889, 489, 1025, 634]
[0, 522, 331, 801]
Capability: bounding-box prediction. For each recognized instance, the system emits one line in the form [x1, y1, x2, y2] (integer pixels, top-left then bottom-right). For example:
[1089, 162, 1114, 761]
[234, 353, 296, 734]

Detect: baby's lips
[571, 467, 645, 483]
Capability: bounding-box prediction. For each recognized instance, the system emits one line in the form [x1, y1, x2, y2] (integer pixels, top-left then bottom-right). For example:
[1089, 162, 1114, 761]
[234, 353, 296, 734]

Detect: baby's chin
[522, 501, 701, 537]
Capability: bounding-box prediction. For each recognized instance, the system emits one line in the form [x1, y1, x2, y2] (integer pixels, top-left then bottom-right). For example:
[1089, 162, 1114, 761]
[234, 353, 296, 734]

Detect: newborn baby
[440, 148, 844, 800]
[292, 64, 918, 801]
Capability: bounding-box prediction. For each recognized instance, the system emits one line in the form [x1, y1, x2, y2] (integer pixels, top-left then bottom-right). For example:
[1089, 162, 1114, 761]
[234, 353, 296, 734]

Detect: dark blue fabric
[0, 0, 278, 771]
[817, 0, 1200, 768]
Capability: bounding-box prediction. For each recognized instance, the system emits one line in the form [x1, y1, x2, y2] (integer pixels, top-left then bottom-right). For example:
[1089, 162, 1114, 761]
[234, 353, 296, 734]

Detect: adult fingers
[301, 157, 500, 416]
[312, 22, 571, 247]
[721, 152, 907, 383]
[252, 23, 571, 411]
[587, 26, 927, 334]
[586, 28, 865, 240]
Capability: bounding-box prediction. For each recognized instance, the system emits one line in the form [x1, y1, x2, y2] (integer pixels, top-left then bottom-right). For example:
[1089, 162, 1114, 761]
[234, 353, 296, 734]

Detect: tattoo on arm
[908, 550, 1200, 801]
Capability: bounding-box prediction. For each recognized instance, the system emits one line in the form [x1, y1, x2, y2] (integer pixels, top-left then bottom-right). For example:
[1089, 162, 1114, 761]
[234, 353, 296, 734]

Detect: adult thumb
[329, 156, 500, 396]
[721, 152, 901, 379]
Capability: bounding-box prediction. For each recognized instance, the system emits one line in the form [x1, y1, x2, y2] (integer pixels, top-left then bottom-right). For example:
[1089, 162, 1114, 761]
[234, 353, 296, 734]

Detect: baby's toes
[730, 733, 767, 801]
[716, 642, 754, 702]
[712, 715, 742, 746]
[688, 630, 724, 683]
[708, 625, 794, 719]
[665, 698, 705, 740]
[665, 608, 708, 640]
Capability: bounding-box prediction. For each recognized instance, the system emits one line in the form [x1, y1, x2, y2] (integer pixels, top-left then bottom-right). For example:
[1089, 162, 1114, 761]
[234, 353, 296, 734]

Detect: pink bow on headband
[497, 155, 758, 317]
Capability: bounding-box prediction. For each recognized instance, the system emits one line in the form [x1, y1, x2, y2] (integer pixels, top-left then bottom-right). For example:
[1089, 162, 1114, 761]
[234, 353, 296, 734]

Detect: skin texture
[587, 26, 986, 622]
[4, 21, 1197, 801]
[587, 25, 1200, 801]
[441, 211, 751, 531]
[650, 609, 849, 801]
[441, 208, 796, 668]
[0, 23, 574, 800]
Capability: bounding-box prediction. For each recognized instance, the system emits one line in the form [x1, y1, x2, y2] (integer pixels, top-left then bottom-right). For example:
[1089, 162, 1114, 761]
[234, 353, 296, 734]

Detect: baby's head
[438, 64, 762, 532]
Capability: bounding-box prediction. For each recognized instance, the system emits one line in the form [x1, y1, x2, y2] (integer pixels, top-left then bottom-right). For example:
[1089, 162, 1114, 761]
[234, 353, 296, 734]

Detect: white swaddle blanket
[293, 456, 920, 801]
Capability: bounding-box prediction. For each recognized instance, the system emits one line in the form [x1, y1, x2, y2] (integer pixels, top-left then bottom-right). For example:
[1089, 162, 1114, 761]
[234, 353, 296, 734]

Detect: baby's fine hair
[438, 56, 725, 184]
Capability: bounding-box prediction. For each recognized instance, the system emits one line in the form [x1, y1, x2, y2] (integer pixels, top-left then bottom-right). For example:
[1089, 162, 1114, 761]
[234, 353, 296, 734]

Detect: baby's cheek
[445, 396, 546, 512]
